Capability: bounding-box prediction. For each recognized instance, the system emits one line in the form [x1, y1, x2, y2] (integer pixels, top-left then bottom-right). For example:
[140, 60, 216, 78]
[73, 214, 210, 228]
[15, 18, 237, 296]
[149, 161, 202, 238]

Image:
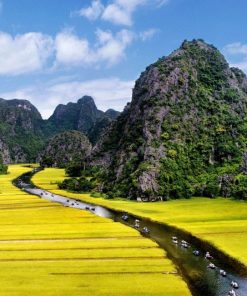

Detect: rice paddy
[0, 165, 191, 295]
[33, 168, 247, 270]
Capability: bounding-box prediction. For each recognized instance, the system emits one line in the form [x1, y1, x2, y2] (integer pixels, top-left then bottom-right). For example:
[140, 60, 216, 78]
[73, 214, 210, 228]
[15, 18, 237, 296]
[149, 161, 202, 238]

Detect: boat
[228, 289, 237, 296]
[193, 250, 200, 256]
[231, 281, 239, 289]
[220, 269, 226, 277]
[205, 251, 213, 259]
[208, 263, 216, 269]
[121, 213, 129, 221]
[181, 240, 189, 248]
[142, 227, 150, 234]
[134, 219, 140, 228]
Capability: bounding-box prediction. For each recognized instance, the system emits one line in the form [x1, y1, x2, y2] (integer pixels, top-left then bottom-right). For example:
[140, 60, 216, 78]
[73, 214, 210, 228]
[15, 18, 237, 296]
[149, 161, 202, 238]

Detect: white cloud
[77, 0, 167, 26]
[224, 42, 247, 55]
[55, 30, 92, 65]
[78, 0, 104, 20]
[0, 27, 133, 75]
[102, 0, 146, 26]
[0, 32, 54, 75]
[0, 77, 134, 119]
[55, 29, 134, 67]
[139, 28, 159, 41]
[95, 29, 134, 64]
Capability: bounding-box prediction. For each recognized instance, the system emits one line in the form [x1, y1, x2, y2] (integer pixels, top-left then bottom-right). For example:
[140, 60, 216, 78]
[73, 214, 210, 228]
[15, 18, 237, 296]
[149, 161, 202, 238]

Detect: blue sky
[0, 0, 246, 118]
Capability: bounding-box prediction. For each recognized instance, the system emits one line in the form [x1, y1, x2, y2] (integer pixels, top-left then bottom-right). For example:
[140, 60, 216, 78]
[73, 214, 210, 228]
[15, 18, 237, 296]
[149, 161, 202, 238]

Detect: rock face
[0, 138, 11, 164]
[47, 96, 120, 144]
[0, 99, 44, 163]
[91, 39, 247, 200]
[40, 130, 92, 168]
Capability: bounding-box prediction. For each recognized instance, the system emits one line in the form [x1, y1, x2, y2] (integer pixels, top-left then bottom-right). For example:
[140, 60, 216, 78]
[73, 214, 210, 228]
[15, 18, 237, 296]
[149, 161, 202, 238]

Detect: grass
[0, 164, 191, 296]
[33, 168, 247, 270]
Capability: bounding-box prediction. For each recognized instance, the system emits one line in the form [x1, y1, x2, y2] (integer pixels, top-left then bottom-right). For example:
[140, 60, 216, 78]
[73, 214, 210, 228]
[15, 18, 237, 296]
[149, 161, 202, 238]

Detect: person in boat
[228, 289, 237, 296]
[142, 227, 150, 234]
[121, 213, 129, 221]
[134, 219, 140, 228]
[208, 262, 216, 269]
[193, 250, 200, 256]
[231, 281, 239, 289]
[205, 251, 213, 259]
[181, 240, 189, 248]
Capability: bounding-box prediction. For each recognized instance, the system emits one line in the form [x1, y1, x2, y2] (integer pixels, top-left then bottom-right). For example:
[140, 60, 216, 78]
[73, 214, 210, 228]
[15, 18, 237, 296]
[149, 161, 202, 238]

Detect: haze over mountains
[0, 96, 119, 163]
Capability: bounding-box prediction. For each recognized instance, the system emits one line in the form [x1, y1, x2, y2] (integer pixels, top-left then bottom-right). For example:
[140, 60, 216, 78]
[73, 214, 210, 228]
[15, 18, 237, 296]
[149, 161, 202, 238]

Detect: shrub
[58, 177, 95, 193]
[232, 175, 247, 200]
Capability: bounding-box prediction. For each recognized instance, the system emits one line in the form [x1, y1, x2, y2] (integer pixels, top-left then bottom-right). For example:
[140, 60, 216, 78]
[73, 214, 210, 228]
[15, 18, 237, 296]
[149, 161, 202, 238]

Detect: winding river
[14, 169, 247, 296]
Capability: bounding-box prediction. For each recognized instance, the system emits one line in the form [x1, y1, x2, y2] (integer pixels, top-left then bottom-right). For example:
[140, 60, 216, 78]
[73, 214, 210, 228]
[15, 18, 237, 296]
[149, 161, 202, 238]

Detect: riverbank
[0, 164, 191, 296]
[32, 168, 247, 273]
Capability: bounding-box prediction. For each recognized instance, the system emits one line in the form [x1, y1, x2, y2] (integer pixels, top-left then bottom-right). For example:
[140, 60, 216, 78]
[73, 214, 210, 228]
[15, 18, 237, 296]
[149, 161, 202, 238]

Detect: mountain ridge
[0, 96, 120, 163]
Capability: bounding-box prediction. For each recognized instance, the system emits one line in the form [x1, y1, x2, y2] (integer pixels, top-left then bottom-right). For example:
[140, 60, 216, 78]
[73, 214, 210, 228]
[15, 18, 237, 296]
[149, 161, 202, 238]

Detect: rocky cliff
[91, 39, 247, 200]
[47, 96, 120, 144]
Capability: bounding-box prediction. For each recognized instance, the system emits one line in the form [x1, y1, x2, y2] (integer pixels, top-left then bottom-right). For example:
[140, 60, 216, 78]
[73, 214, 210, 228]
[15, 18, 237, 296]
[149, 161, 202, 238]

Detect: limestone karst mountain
[0, 96, 119, 163]
[90, 39, 247, 200]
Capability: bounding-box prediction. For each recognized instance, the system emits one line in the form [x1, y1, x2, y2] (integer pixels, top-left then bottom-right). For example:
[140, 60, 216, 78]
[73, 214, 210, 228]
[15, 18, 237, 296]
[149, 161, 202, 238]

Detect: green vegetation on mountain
[0, 96, 119, 163]
[40, 130, 92, 168]
[90, 39, 247, 201]
[0, 98, 44, 163]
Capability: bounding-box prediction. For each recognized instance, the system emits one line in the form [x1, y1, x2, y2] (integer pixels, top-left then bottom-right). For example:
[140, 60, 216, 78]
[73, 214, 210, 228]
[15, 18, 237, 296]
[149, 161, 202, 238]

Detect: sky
[0, 0, 246, 119]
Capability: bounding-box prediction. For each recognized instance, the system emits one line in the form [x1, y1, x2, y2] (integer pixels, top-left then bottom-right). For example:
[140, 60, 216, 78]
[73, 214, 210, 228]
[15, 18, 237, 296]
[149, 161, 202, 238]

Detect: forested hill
[0, 96, 119, 163]
[91, 39, 247, 200]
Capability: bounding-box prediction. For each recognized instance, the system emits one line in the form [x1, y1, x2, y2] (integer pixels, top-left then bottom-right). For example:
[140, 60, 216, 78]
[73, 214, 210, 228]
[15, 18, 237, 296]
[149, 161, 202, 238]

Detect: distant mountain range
[0, 96, 120, 163]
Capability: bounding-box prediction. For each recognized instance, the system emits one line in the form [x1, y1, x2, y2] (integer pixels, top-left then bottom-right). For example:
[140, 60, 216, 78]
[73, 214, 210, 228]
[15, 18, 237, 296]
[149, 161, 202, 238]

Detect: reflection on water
[15, 171, 247, 296]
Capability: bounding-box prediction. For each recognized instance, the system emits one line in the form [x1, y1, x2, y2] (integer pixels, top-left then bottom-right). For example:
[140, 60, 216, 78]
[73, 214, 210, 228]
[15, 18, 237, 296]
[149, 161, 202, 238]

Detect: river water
[14, 170, 247, 296]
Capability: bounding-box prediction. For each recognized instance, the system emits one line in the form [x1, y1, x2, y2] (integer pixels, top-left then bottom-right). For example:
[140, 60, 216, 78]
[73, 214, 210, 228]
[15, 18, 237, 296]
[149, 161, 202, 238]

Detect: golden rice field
[33, 168, 247, 270]
[0, 165, 190, 296]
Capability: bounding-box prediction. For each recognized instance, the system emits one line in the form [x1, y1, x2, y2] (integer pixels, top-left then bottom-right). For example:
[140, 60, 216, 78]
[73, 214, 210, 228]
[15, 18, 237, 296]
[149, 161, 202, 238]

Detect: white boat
[208, 263, 216, 269]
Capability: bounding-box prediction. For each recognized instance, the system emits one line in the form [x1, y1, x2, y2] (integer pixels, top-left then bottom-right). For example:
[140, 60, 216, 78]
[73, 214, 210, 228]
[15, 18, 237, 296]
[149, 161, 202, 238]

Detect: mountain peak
[180, 38, 215, 50]
[77, 96, 96, 106]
